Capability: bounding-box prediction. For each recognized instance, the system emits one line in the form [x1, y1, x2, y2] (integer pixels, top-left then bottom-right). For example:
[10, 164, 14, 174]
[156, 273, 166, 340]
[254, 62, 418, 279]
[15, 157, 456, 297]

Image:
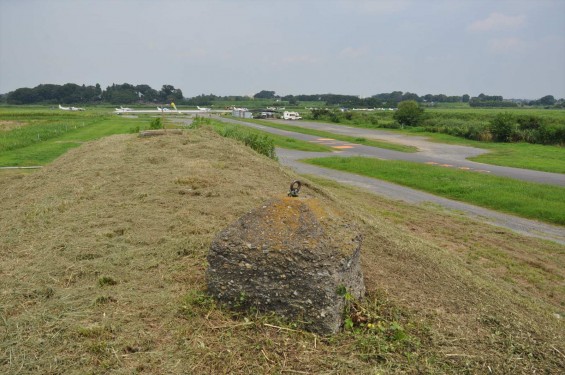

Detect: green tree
[393, 100, 424, 127]
[538, 95, 556, 106]
[253, 90, 276, 99]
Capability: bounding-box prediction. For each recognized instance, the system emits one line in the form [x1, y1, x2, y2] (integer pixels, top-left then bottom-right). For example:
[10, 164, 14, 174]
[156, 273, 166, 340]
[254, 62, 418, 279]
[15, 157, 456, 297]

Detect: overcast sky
[1, 0, 564, 99]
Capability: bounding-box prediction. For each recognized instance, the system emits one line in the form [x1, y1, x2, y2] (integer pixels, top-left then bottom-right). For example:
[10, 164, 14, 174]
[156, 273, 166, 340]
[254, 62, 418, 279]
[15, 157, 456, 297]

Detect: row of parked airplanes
[58, 104, 234, 114]
[113, 105, 219, 114]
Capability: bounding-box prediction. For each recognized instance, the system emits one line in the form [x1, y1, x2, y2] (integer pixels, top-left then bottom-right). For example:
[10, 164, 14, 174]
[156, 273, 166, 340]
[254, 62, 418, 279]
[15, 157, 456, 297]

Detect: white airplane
[114, 105, 228, 115]
[59, 104, 84, 111]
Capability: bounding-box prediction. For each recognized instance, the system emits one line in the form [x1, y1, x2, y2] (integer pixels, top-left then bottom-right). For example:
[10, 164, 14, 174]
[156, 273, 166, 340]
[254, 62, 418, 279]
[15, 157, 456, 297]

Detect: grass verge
[302, 156, 565, 225]
[242, 118, 417, 153]
[403, 130, 565, 174]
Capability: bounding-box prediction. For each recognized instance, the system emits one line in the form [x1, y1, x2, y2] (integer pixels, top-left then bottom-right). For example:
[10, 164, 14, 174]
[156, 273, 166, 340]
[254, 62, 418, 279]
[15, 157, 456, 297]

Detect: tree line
[2, 83, 184, 105]
[1, 83, 562, 109]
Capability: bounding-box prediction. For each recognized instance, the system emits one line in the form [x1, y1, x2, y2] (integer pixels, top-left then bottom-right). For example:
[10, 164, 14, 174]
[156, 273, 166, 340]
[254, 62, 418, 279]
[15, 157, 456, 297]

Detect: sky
[0, 0, 564, 99]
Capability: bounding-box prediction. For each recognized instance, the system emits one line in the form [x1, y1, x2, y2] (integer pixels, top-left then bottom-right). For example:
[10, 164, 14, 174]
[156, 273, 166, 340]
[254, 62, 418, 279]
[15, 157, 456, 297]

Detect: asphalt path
[218, 117, 565, 186]
[214, 116, 565, 244]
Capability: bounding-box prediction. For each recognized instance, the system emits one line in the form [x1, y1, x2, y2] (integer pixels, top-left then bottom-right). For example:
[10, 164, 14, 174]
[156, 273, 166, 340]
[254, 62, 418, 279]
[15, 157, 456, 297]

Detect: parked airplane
[59, 104, 84, 111]
[114, 105, 228, 115]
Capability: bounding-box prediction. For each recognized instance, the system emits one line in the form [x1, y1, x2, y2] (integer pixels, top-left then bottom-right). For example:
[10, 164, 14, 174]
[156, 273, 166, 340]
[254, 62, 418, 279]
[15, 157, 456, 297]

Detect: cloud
[488, 37, 527, 53]
[280, 55, 318, 65]
[339, 46, 368, 59]
[353, 0, 409, 14]
[468, 12, 525, 32]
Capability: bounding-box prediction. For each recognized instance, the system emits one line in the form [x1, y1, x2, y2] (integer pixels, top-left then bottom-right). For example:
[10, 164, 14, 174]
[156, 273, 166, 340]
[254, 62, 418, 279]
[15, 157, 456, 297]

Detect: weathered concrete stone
[206, 196, 364, 334]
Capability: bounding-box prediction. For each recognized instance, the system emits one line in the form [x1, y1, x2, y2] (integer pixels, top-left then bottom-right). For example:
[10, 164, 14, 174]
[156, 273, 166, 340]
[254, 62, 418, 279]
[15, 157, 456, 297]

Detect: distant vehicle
[282, 111, 302, 120]
[197, 106, 211, 112]
[59, 104, 84, 111]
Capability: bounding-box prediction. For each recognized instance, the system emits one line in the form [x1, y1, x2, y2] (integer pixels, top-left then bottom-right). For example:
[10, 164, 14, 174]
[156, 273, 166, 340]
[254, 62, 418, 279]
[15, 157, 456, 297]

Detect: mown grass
[302, 156, 565, 225]
[469, 142, 565, 173]
[401, 130, 565, 174]
[243, 118, 417, 152]
[1, 128, 563, 373]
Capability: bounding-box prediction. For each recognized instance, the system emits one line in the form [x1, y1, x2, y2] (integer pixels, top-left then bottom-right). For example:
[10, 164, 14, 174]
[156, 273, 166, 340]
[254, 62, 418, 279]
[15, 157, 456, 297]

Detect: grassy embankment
[0, 128, 563, 373]
[303, 156, 565, 225]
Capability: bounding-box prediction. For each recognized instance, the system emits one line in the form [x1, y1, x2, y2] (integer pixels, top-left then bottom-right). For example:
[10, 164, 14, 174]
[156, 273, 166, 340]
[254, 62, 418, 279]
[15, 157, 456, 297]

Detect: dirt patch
[0, 120, 26, 132]
[0, 127, 563, 374]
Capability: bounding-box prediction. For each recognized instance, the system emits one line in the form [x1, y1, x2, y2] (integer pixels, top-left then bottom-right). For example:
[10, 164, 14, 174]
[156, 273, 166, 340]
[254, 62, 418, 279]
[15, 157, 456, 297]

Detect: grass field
[0, 112, 149, 166]
[303, 156, 565, 225]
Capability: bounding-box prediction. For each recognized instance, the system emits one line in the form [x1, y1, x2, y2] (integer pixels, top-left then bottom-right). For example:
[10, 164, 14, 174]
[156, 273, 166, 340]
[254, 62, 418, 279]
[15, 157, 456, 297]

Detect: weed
[149, 118, 162, 129]
[94, 296, 117, 305]
[179, 290, 216, 317]
[98, 276, 117, 287]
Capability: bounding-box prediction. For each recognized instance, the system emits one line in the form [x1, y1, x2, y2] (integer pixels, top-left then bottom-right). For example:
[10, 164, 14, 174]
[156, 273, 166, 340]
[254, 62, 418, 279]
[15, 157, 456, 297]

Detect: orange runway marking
[439, 164, 453, 167]
[332, 145, 354, 149]
[458, 167, 471, 170]
[425, 161, 438, 165]
[317, 138, 335, 141]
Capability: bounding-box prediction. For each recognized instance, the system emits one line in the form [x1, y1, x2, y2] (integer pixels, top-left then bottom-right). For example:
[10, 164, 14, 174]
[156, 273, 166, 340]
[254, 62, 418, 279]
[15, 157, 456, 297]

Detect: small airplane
[114, 104, 229, 115]
[59, 104, 84, 111]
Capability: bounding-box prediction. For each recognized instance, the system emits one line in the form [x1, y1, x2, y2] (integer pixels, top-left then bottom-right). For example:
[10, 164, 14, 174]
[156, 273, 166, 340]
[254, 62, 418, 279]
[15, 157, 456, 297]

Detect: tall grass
[0, 120, 92, 152]
[193, 117, 276, 159]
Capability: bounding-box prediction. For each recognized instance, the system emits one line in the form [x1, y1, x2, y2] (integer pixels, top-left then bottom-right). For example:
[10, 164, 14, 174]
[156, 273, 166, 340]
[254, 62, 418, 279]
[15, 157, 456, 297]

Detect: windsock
[171, 102, 177, 110]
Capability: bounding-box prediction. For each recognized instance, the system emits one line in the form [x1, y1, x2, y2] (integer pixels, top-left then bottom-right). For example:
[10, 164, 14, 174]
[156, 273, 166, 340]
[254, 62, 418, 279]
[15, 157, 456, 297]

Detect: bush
[489, 113, 515, 142]
[393, 101, 424, 127]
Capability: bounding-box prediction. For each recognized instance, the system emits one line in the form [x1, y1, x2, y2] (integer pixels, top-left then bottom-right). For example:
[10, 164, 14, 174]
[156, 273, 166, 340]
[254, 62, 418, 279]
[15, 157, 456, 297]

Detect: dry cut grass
[0, 127, 563, 374]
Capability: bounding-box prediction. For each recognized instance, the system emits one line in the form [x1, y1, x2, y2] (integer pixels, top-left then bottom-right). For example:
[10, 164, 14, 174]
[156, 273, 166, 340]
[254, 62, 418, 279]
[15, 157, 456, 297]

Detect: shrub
[393, 101, 424, 127]
[149, 118, 162, 129]
[489, 113, 515, 142]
